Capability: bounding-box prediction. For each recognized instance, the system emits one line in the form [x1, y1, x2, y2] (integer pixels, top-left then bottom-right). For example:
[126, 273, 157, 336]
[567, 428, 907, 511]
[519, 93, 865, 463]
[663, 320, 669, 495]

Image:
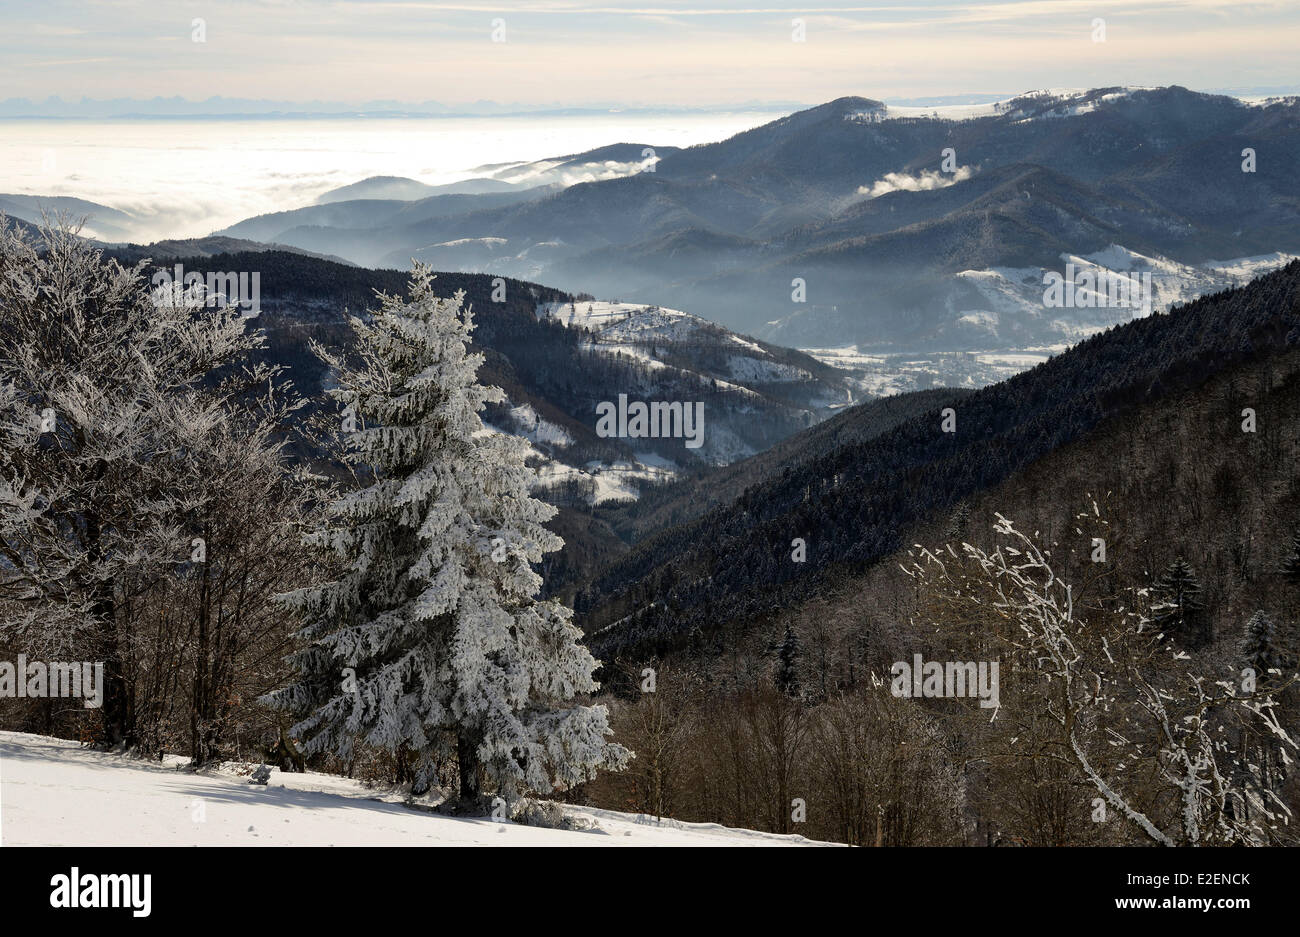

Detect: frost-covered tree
[165, 390, 310, 765]
[265, 267, 629, 801]
[0, 217, 270, 746]
[1233, 610, 1297, 819]
[1241, 610, 1289, 679]
[905, 511, 1297, 846]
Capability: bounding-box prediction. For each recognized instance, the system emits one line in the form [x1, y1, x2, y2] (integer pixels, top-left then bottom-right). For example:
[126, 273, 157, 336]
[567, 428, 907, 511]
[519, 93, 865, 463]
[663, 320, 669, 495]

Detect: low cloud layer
[0, 113, 760, 243]
[859, 165, 974, 198]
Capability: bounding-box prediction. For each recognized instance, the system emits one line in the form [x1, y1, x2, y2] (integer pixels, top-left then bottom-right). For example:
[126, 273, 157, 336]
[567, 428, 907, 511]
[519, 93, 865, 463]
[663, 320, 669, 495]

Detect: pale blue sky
[2, 0, 1297, 109]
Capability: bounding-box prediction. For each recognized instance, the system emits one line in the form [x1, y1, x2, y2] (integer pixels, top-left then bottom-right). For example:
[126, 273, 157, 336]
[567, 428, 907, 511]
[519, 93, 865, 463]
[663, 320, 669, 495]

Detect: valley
[5, 78, 1300, 854]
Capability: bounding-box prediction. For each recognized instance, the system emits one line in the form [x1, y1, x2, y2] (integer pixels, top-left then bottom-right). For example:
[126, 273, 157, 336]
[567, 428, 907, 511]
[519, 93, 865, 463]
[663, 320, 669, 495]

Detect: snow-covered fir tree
[264, 267, 629, 802]
[1241, 610, 1291, 678]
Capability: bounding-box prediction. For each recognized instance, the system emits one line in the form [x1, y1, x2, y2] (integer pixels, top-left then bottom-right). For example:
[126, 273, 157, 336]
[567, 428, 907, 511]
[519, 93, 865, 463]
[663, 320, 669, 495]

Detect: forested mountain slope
[210, 89, 1300, 351]
[589, 387, 971, 544]
[579, 261, 1300, 663]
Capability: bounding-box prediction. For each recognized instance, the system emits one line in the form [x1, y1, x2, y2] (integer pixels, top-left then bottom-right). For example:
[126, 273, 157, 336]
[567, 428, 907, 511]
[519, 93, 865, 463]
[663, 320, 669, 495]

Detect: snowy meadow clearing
[0, 733, 831, 847]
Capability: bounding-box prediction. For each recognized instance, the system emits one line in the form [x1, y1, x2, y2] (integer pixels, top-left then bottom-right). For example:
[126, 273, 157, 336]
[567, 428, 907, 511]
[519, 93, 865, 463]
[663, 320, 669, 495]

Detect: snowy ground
[0, 732, 830, 847]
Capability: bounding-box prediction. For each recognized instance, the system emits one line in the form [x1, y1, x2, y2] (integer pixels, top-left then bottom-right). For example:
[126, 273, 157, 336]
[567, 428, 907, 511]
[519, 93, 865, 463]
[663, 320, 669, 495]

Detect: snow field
[0, 732, 832, 847]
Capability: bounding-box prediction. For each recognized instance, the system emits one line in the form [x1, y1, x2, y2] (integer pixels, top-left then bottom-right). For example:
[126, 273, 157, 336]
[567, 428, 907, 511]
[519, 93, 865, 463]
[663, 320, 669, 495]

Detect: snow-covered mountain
[493, 299, 855, 503]
[208, 87, 1300, 356]
[537, 300, 828, 392]
[799, 246, 1298, 394]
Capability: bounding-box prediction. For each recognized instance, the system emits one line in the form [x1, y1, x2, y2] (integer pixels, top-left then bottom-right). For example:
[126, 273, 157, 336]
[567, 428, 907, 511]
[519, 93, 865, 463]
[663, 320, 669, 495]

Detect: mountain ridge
[204, 87, 1300, 359]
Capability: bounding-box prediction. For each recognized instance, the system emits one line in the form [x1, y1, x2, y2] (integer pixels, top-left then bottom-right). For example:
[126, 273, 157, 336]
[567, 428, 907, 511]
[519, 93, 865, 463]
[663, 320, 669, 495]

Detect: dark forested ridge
[579, 261, 1300, 662]
[539, 386, 973, 601]
[105, 247, 566, 394]
[590, 386, 973, 544]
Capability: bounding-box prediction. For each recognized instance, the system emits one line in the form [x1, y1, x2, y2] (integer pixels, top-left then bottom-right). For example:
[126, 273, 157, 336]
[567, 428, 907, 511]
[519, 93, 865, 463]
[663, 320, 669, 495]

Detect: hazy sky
[2, 0, 1298, 108]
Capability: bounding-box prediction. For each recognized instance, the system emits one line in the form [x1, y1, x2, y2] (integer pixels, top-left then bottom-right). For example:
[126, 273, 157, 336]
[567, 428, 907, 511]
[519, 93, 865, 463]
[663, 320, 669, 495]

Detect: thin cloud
[859, 165, 974, 198]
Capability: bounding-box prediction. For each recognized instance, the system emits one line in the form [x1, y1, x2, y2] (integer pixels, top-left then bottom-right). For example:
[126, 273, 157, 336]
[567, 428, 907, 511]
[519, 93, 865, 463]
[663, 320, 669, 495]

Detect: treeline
[586, 661, 966, 845]
[586, 495, 1300, 845]
[0, 229, 628, 775]
[1, 229, 318, 762]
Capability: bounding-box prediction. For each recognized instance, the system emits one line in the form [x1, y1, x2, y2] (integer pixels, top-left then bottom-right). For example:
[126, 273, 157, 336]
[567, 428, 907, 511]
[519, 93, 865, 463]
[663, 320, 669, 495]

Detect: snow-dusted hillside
[0, 732, 830, 847]
[952, 247, 1297, 344]
[802, 345, 1067, 398]
[493, 300, 849, 500]
[804, 248, 1298, 396]
[847, 87, 1296, 124]
[538, 299, 817, 388]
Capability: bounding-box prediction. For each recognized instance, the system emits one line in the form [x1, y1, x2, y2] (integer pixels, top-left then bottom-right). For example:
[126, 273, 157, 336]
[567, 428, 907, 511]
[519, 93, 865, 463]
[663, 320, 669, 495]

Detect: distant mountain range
[10, 86, 1300, 395]
[0, 98, 799, 118]
[199, 87, 1300, 357]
